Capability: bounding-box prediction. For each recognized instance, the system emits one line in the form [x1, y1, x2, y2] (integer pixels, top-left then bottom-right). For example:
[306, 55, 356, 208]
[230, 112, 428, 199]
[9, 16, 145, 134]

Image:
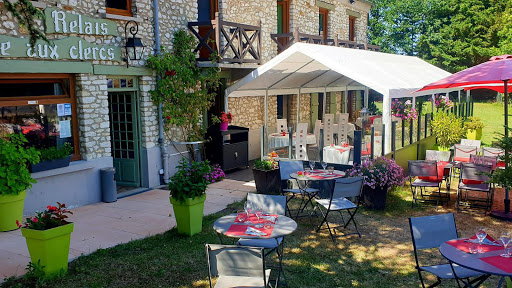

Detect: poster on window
[57, 104, 65, 116]
[64, 103, 72, 115]
[59, 120, 71, 138]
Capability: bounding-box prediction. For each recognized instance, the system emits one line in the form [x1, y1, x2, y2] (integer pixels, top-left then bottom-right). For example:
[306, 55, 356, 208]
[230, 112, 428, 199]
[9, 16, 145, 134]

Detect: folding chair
[206, 244, 271, 288]
[409, 213, 489, 288]
[460, 139, 481, 148]
[453, 144, 478, 175]
[408, 160, 447, 207]
[457, 163, 494, 213]
[278, 160, 319, 219]
[469, 154, 497, 170]
[425, 150, 453, 191]
[482, 146, 505, 168]
[237, 193, 286, 286]
[315, 177, 364, 242]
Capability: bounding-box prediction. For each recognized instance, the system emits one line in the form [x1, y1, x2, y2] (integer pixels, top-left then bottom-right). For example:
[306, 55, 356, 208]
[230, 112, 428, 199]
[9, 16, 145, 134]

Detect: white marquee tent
[225, 43, 451, 153]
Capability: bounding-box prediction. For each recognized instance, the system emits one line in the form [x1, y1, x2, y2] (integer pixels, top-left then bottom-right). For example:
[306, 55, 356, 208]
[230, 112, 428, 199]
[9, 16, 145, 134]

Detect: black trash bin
[101, 167, 117, 203]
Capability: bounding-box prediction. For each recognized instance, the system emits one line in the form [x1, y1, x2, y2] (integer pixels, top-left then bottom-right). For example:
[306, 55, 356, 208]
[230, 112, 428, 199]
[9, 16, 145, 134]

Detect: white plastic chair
[295, 122, 308, 160]
[277, 119, 287, 133]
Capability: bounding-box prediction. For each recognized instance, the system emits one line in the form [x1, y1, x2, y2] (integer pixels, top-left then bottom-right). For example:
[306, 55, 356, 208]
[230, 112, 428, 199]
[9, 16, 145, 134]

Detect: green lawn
[472, 101, 511, 146]
[2, 184, 508, 288]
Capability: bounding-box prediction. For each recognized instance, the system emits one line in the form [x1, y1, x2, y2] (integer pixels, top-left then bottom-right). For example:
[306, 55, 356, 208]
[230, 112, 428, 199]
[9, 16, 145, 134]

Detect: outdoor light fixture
[124, 20, 145, 68]
[360, 107, 370, 132]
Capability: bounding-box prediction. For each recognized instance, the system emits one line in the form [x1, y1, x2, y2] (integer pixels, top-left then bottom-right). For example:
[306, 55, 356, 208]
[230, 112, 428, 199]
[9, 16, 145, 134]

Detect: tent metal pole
[466, 90, 470, 119]
[297, 88, 301, 124]
[364, 86, 369, 108]
[344, 86, 348, 113]
[265, 88, 269, 131]
[504, 80, 509, 137]
[322, 88, 327, 120]
[431, 94, 435, 113]
[224, 90, 229, 113]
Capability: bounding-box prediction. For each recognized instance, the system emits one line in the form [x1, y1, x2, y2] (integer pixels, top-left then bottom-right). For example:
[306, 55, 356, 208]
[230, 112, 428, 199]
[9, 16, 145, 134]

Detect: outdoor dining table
[213, 213, 298, 241]
[440, 239, 512, 287]
[268, 132, 316, 149]
[323, 145, 352, 164]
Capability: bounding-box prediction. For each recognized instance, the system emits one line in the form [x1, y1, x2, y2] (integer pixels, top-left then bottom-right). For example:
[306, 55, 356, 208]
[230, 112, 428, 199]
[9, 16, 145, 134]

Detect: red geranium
[18, 202, 72, 230]
[220, 112, 233, 123]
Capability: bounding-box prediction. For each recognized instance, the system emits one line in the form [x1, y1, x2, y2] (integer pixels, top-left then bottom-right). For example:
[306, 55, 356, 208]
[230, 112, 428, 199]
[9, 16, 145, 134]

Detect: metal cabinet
[206, 125, 249, 171]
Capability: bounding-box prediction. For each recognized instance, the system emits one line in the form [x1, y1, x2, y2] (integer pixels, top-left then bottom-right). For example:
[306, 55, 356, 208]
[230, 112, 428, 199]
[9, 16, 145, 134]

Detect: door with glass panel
[108, 91, 141, 187]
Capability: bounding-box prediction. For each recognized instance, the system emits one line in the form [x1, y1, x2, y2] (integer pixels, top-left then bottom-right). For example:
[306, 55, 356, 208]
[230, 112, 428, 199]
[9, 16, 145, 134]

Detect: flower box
[30, 156, 71, 173]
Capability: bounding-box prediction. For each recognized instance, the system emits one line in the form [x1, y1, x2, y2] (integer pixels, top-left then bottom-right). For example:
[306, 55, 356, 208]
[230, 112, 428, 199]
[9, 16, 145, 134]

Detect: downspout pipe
[153, 0, 169, 183]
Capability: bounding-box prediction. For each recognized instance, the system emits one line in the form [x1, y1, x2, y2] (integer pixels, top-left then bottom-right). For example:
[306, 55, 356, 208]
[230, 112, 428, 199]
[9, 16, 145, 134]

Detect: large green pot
[466, 128, 482, 140]
[170, 194, 206, 236]
[0, 190, 26, 232]
[21, 223, 74, 277]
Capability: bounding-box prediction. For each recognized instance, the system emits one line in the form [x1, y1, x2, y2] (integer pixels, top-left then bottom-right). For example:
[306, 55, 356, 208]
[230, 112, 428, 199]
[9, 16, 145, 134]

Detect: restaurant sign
[0, 35, 122, 62]
[45, 8, 119, 36]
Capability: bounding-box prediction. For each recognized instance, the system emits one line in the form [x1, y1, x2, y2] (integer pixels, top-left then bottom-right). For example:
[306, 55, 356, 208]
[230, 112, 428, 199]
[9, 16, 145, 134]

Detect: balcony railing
[271, 29, 381, 53]
[188, 13, 262, 64]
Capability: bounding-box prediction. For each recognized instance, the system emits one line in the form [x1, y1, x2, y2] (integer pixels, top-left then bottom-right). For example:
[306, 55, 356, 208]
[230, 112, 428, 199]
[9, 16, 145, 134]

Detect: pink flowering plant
[345, 157, 405, 189]
[17, 202, 72, 230]
[391, 99, 418, 121]
[433, 94, 454, 111]
[169, 158, 225, 202]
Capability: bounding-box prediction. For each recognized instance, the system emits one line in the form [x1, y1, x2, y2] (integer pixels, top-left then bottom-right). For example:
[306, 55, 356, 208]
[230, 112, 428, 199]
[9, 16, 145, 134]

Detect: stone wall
[219, 0, 277, 62]
[75, 74, 111, 160]
[139, 76, 159, 149]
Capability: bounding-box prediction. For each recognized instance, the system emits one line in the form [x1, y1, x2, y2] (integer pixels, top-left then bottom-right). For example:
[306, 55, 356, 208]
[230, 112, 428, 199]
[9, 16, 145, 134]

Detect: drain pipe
[153, 0, 169, 183]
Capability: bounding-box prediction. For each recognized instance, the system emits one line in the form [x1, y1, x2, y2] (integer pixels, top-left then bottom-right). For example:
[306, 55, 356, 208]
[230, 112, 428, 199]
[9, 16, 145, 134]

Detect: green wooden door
[108, 91, 141, 187]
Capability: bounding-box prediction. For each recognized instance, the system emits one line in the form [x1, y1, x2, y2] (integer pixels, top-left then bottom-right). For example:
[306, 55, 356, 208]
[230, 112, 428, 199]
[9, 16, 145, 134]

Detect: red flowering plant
[17, 202, 72, 230]
[220, 112, 233, 123]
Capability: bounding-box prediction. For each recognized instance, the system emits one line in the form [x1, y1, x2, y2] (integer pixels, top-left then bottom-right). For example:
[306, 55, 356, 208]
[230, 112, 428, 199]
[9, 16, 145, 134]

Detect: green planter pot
[0, 190, 26, 232]
[170, 194, 206, 236]
[21, 223, 74, 277]
[466, 128, 482, 140]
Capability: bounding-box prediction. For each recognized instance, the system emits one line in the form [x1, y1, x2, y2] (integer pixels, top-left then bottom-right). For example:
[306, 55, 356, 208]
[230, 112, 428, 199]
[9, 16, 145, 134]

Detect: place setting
[225, 201, 278, 238]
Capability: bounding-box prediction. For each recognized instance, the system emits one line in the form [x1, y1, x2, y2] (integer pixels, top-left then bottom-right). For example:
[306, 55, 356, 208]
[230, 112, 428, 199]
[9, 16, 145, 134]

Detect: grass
[3, 181, 511, 288]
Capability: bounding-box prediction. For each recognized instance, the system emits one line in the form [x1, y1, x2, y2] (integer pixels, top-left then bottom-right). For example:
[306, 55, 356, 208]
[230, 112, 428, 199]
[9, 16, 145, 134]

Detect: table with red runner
[225, 224, 275, 237]
[446, 239, 503, 254]
[480, 255, 512, 273]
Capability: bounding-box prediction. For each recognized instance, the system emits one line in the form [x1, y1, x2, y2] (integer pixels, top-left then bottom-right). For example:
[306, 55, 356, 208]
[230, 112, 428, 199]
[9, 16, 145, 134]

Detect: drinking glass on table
[309, 160, 316, 171]
[244, 201, 253, 217]
[254, 205, 263, 223]
[500, 231, 512, 258]
[475, 227, 488, 253]
[321, 161, 327, 172]
[327, 166, 334, 175]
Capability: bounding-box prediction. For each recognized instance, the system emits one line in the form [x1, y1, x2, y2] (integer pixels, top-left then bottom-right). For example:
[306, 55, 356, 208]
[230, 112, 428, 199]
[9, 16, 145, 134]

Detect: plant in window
[37, 143, 73, 162]
[431, 113, 465, 151]
[147, 29, 220, 159]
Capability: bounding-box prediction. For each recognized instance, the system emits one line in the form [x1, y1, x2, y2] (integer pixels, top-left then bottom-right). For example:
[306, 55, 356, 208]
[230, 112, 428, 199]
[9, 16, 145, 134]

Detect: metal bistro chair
[457, 163, 494, 213]
[453, 144, 478, 175]
[315, 177, 364, 242]
[408, 160, 448, 207]
[460, 139, 481, 148]
[278, 160, 319, 219]
[469, 154, 497, 170]
[206, 244, 271, 288]
[482, 147, 505, 168]
[409, 213, 488, 288]
[425, 150, 453, 191]
[237, 193, 286, 286]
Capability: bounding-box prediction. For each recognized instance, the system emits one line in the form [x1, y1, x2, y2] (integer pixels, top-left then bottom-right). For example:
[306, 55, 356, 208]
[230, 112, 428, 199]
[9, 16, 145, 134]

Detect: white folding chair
[460, 139, 481, 148]
[277, 119, 287, 133]
[323, 114, 335, 146]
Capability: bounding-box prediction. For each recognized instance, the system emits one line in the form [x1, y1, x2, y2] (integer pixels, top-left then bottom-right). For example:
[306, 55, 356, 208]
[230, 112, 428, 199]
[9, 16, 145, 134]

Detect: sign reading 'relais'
[45, 8, 118, 36]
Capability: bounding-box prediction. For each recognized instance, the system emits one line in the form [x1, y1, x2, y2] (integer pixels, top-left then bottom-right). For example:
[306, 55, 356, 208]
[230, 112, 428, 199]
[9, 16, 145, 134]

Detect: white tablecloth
[323, 145, 351, 164]
[268, 133, 316, 149]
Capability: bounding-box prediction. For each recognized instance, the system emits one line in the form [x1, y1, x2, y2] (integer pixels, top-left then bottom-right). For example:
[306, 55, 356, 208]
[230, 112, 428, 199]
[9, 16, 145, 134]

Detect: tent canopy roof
[226, 43, 451, 98]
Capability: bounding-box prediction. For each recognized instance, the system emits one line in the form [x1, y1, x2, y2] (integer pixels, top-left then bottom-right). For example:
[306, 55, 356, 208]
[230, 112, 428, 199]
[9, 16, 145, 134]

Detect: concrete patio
[0, 176, 255, 281]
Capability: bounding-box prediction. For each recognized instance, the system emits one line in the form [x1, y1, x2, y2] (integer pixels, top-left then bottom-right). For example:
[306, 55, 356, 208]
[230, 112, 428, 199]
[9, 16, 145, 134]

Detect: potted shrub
[464, 117, 484, 140]
[252, 158, 280, 195]
[345, 157, 405, 210]
[431, 113, 465, 151]
[169, 158, 224, 236]
[18, 202, 73, 277]
[31, 143, 73, 173]
[0, 134, 39, 231]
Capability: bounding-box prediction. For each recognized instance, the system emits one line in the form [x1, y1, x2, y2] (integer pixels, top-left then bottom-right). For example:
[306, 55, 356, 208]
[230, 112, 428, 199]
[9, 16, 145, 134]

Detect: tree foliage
[3, 0, 49, 49]
[147, 30, 220, 143]
[369, 0, 512, 72]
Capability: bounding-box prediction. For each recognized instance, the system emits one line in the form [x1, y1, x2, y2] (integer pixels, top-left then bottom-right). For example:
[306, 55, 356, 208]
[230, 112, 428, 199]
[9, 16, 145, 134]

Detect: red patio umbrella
[417, 55, 512, 218]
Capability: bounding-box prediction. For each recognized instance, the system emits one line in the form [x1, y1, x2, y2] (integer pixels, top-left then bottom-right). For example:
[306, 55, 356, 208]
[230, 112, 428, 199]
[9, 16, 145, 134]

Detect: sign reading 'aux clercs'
[0, 8, 123, 62]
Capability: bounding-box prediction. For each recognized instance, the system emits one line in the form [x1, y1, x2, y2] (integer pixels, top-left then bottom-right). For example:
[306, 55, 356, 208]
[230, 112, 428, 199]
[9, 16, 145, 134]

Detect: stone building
[0, 0, 372, 213]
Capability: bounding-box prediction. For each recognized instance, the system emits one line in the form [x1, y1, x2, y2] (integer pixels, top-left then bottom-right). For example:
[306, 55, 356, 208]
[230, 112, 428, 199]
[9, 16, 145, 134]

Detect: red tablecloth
[309, 173, 344, 180]
[234, 214, 278, 224]
[480, 255, 512, 273]
[447, 238, 503, 253]
[225, 224, 274, 237]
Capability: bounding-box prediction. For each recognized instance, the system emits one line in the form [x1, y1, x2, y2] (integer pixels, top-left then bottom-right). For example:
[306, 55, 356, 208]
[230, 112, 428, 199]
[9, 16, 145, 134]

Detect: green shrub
[38, 143, 73, 162]
[168, 158, 213, 202]
[253, 159, 277, 171]
[0, 134, 40, 196]
[431, 113, 465, 150]
[464, 116, 485, 131]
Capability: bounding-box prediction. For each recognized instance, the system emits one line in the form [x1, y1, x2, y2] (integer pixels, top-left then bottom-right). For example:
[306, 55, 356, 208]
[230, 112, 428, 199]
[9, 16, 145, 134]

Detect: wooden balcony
[188, 13, 262, 65]
[271, 29, 381, 53]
